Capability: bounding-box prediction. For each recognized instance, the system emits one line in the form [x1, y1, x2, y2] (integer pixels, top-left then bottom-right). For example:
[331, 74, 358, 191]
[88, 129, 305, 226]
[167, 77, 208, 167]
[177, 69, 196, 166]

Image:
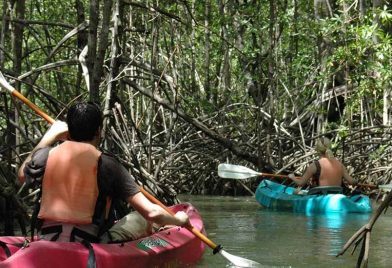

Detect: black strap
[0, 239, 27, 259]
[104, 231, 115, 244]
[70, 228, 100, 243]
[0, 241, 11, 258]
[307, 186, 343, 195]
[41, 225, 100, 243]
[80, 240, 96, 268]
[30, 200, 43, 241]
[41, 225, 62, 241]
[313, 160, 321, 186]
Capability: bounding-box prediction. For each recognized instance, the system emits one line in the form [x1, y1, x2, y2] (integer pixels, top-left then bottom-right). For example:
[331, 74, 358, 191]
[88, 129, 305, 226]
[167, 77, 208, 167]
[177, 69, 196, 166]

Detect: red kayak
[0, 203, 205, 268]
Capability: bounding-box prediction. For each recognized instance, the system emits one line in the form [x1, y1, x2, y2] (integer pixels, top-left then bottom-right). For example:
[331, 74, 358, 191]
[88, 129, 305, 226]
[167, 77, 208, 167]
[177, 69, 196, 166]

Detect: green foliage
[2, 0, 392, 159]
[369, 144, 388, 160]
[379, 5, 392, 24]
[304, 4, 392, 128]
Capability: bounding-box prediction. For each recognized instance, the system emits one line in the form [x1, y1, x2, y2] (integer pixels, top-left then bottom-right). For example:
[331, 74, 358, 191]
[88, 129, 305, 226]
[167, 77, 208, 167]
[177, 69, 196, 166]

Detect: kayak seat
[307, 186, 343, 195]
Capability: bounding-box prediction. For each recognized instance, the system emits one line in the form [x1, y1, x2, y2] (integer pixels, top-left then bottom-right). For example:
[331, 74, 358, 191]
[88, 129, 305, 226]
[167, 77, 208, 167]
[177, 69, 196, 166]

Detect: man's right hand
[18, 120, 69, 183]
[174, 211, 190, 226]
[43, 120, 69, 142]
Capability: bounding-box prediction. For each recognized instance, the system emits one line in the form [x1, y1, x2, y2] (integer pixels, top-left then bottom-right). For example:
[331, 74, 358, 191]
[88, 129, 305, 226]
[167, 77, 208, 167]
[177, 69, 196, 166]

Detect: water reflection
[305, 212, 370, 230]
[179, 195, 391, 268]
[243, 204, 371, 266]
[304, 212, 371, 255]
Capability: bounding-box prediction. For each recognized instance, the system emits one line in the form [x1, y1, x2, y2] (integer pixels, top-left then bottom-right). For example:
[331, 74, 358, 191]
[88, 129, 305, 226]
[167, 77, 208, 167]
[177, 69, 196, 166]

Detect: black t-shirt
[24, 146, 140, 226]
[97, 153, 140, 199]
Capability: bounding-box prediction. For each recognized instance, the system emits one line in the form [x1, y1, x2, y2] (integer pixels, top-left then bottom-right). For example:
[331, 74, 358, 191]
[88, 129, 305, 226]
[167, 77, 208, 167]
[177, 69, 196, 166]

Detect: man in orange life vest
[18, 101, 189, 242]
[288, 137, 357, 192]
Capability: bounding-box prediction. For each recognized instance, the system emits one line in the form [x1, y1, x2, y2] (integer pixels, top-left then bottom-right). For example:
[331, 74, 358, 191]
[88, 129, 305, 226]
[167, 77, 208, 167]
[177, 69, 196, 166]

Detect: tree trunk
[10, 0, 25, 199]
[190, 0, 196, 93]
[91, 0, 113, 103]
[0, 0, 9, 68]
[102, 0, 120, 139]
[87, 0, 99, 98]
[75, 0, 88, 94]
[204, 0, 211, 101]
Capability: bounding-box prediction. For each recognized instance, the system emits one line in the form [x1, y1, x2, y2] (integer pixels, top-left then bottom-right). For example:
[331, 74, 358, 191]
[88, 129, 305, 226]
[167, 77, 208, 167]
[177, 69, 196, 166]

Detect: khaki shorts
[105, 211, 156, 242]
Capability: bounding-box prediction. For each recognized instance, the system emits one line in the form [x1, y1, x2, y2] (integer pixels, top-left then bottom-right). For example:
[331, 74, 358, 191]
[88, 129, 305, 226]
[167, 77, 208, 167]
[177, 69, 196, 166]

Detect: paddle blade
[220, 249, 261, 267]
[378, 184, 392, 191]
[218, 164, 261, 180]
[0, 72, 14, 92]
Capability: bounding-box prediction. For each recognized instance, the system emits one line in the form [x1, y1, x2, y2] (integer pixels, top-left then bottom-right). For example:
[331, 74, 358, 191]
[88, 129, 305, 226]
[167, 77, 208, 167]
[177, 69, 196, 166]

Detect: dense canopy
[1, 1, 392, 246]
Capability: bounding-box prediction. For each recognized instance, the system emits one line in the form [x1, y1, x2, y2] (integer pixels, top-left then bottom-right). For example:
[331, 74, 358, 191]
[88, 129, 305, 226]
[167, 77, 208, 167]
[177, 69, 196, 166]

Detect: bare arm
[18, 121, 68, 182]
[289, 163, 316, 187]
[342, 165, 357, 186]
[127, 192, 189, 227]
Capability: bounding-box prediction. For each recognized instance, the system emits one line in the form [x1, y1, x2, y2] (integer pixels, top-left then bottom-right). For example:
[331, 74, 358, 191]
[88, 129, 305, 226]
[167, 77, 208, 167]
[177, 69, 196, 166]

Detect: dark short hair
[66, 101, 103, 142]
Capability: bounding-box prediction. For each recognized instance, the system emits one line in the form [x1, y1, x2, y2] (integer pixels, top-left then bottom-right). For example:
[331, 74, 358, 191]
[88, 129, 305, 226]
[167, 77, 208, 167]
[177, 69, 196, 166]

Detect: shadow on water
[179, 195, 392, 268]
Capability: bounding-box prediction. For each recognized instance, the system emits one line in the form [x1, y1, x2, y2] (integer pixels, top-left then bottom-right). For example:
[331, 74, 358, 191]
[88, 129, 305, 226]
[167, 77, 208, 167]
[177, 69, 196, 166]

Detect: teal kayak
[255, 179, 372, 214]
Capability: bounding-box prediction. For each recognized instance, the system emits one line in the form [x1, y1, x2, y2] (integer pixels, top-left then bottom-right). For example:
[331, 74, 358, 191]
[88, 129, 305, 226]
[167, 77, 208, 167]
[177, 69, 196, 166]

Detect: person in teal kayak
[288, 137, 357, 193]
[18, 101, 189, 243]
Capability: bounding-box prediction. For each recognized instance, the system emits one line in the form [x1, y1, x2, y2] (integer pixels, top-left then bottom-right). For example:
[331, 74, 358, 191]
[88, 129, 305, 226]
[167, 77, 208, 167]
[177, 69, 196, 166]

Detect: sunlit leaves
[379, 6, 392, 24]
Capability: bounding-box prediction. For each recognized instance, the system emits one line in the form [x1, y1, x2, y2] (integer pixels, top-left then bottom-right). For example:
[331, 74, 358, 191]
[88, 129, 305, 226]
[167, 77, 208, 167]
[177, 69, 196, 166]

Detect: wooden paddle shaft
[261, 173, 291, 179]
[12, 90, 55, 124]
[357, 183, 378, 189]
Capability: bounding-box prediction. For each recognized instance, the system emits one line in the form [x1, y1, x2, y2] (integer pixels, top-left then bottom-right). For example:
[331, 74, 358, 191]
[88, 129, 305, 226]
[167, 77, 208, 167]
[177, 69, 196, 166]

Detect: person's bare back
[317, 157, 344, 186]
[288, 137, 357, 188]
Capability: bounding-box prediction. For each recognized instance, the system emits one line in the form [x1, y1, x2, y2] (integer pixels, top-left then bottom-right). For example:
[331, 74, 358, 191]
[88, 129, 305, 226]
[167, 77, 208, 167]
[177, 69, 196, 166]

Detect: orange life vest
[38, 141, 101, 224]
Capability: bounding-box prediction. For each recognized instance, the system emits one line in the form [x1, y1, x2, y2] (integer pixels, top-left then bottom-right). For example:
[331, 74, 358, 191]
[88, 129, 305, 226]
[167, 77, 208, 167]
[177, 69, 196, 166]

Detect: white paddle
[0, 71, 55, 124]
[218, 163, 295, 180]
